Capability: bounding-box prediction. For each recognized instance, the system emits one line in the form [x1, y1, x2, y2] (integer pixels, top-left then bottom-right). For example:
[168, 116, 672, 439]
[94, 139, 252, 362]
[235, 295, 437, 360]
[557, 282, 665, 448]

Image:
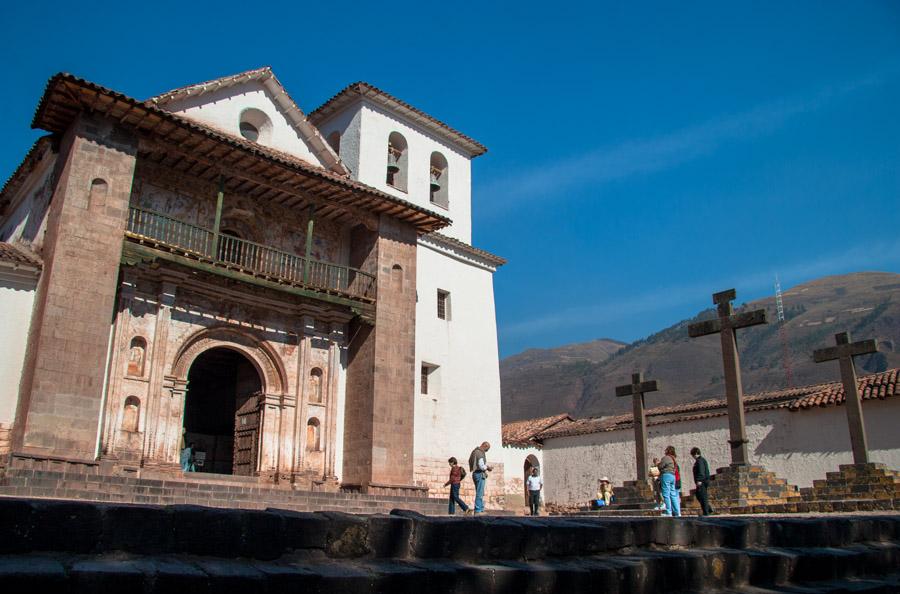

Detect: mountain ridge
[500, 271, 900, 422]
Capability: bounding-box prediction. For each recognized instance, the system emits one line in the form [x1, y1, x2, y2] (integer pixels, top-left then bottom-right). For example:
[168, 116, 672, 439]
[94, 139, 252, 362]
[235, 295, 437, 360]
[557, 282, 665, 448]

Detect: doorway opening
[524, 454, 540, 500]
[183, 347, 262, 475]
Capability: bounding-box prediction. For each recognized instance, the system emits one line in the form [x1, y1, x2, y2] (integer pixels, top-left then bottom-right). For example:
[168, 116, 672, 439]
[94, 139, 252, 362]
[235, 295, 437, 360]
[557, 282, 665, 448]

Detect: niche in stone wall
[88, 178, 108, 212]
[306, 418, 321, 451]
[127, 336, 147, 377]
[122, 396, 140, 432]
[309, 367, 324, 403]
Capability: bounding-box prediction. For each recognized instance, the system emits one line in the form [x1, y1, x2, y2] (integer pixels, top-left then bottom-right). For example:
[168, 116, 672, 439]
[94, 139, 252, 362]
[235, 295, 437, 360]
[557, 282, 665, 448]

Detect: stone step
[0, 502, 900, 594]
[0, 468, 448, 515]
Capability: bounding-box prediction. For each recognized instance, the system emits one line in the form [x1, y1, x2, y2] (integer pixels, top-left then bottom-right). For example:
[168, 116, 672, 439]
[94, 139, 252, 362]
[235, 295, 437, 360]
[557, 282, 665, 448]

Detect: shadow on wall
[1, 276, 38, 293]
[753, 404, 900, 458]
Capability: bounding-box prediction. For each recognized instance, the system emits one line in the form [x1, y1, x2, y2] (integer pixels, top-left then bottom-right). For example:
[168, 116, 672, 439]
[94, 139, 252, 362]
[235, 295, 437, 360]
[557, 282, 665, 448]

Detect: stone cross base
[682, 464, 802, 510]
[801, 463, 900, 503]
[613, 479, 657, 505]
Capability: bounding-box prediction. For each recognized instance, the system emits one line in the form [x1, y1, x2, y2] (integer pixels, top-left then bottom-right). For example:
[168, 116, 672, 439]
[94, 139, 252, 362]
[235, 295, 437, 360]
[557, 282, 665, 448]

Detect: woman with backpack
[657, 445, 681, 517]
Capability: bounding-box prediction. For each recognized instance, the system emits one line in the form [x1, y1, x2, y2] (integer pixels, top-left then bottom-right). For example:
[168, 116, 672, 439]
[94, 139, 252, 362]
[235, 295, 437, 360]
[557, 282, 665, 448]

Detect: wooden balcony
[125, 206, 376, 304]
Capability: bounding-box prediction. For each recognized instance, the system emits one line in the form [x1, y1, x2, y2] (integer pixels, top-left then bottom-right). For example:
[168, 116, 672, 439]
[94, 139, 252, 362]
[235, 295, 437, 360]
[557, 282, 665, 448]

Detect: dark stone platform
[1, 497, 900, 592]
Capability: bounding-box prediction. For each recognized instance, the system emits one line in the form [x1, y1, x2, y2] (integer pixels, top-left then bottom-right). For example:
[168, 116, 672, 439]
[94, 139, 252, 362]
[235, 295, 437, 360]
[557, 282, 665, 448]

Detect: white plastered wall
[413, 242, 503, 476]
[162, 82, 326, 168]
[541, 398, 900, 505]
[0, 270, 38, 430]
[313, 100, 474, 243]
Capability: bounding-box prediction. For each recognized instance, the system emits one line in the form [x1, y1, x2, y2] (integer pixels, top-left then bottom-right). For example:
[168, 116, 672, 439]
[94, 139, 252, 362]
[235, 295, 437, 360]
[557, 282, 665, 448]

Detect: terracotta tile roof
[0, 242, 42, 270]
[536, 368, 900, 440]
[422, 232, 507, 267]
[785, 368, 898, 410]
[308, 82, 488, 157]
[0, 135, 54, 216]
[25, 73, 451, 234]
[502, 413, 573, 447]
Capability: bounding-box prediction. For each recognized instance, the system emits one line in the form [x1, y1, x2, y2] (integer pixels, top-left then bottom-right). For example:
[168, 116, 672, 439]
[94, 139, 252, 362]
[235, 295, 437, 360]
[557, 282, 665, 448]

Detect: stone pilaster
[14, 114, 137, 460]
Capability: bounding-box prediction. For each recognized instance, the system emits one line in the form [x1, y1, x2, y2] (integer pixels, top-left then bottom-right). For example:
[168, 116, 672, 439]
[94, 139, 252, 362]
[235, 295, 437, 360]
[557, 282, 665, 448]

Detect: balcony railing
[126, 206, 376, 302]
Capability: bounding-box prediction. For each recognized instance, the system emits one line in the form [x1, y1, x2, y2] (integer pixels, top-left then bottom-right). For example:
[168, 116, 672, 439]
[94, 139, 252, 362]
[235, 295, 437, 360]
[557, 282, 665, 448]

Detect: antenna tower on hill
[774, 274, 794, 388]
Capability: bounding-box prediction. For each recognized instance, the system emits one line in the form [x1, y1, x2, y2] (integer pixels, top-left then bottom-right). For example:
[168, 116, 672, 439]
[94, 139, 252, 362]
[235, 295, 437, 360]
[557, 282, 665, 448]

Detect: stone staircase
[1, 497, 900, 592]
[802, 463, 900, 503]
[0, 465, 447, 515]
[682, 465, 802, 513]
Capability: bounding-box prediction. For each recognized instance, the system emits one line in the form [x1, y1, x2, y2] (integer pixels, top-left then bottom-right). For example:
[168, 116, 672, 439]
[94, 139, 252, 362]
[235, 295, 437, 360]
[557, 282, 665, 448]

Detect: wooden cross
[813, 331, 878, 465]
[615, 372, 660, 482]
[688, 288, 767, 466]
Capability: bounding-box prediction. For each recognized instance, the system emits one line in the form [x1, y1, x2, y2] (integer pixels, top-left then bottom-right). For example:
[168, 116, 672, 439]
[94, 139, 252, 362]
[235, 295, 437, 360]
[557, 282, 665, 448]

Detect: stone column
[258, 392, 282, 481]
[13, 114, 137, 460]
[101, 275, 135, 458]
[159, 376, 187, 466]
[324, 323, 344, 479]
[142, 281, 177, 467]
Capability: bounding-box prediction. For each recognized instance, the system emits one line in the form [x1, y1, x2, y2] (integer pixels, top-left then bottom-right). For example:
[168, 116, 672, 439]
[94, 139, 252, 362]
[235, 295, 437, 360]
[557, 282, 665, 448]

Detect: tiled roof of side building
[502, 413, 574, 447]
[308, 82, 488, 158]
[0, 242, 42, 269]
[535, 368, 899, 441]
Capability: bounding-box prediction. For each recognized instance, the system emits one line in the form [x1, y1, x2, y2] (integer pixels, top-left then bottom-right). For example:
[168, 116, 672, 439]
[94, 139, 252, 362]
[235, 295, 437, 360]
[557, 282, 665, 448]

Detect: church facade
[0, 69, 505, 502]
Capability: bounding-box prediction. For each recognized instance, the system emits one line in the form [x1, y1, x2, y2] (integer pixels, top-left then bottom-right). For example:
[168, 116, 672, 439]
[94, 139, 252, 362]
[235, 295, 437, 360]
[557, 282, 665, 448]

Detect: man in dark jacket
[690, 447, 714, 516]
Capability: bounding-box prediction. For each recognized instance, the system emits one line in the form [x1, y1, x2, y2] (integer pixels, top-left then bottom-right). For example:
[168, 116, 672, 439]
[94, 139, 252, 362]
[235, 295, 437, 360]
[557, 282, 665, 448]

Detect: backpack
[674, 461, 682, 490]
[459, 467, 467, 480]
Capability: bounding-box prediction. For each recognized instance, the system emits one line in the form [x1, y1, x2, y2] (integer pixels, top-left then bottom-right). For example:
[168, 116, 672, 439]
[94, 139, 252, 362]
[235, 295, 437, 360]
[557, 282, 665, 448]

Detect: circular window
[237, 108, 272, 144]
[239, 121, 259, 142]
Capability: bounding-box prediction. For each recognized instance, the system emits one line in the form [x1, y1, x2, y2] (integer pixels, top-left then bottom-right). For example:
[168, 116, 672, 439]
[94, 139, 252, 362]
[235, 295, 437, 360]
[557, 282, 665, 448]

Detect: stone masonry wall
[370, 215, 418, 487]
[14, 114, 137, 460]
[414, 455, 506, 510]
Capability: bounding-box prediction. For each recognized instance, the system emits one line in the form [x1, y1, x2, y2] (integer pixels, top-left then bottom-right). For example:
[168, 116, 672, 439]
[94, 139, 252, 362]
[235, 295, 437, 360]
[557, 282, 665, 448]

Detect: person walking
[526, 467, 543, 516]
[690, 447, 714, 516]
[444, 457, 470, 515]
[468, 441, 493, 514]
[657, 446, 681, 517]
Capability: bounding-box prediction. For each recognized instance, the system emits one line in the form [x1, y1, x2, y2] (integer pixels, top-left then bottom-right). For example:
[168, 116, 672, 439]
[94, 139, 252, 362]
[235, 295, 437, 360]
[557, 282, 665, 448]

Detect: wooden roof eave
[31, 74, 452, 233]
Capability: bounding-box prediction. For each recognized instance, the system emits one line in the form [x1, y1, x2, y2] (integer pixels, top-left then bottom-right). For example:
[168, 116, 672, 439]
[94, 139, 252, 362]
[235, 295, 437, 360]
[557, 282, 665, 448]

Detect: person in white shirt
[526, 467, 543, 516]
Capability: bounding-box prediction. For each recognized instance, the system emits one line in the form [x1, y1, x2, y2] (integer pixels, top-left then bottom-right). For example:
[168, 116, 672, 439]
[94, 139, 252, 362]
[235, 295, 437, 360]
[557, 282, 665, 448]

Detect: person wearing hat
[597, 477, 614, 506]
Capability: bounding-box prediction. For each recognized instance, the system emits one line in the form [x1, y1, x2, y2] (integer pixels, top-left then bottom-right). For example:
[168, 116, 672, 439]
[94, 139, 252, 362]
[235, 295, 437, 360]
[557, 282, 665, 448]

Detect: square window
[421, 363, 439, 396]
[437, 290, 450, 320]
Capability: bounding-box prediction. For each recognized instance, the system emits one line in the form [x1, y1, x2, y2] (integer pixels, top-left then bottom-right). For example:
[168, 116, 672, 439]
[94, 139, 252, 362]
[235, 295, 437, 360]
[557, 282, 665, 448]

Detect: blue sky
[2, 2, 898, 358]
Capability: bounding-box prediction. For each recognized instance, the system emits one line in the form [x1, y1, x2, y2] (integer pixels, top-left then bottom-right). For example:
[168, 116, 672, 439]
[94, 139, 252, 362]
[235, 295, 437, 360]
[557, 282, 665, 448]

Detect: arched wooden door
[233, 392, 262, 476]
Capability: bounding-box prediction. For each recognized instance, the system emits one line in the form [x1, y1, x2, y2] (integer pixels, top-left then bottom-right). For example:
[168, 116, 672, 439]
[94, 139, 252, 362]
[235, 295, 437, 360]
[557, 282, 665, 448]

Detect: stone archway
[171, 327, 287, 395]
[167, 326, 289, 478]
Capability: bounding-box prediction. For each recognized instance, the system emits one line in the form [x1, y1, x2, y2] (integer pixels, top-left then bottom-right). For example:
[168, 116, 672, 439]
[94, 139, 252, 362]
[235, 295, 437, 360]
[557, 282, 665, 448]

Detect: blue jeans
[473, 471, 486, 512]
[448, 483, 468, 514]
[661, 472, 681, 517]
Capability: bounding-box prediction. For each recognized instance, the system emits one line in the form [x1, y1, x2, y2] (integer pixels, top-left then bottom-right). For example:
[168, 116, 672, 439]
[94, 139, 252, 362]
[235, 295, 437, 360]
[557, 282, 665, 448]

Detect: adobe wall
[541, 397, 900, 505]
[413, 242, 504, 484]
[0, 271, 38, 458]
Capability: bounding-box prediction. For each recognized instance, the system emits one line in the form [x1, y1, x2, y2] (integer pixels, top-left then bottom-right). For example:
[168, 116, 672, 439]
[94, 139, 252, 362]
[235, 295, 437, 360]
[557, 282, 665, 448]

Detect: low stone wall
[1, 498, 899, 592]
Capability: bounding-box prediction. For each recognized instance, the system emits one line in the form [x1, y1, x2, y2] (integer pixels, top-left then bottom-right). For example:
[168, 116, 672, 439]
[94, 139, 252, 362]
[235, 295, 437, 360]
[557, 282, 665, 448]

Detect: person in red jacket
[444, 457, 471, 515]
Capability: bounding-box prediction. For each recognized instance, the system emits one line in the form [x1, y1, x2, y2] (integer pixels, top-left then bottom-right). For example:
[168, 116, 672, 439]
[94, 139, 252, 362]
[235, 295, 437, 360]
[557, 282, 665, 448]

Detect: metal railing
[126, 206, 376, 301]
